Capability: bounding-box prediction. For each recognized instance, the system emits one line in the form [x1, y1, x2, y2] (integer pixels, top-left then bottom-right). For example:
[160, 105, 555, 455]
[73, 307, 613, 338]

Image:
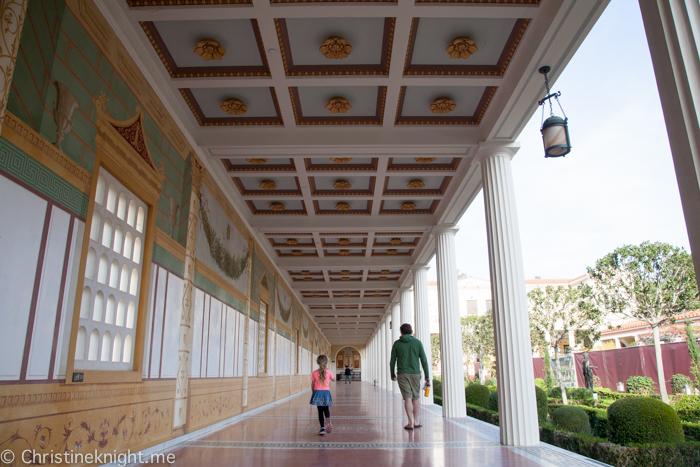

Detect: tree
[586, 242, 699, 403]
[543, 346, 555, 391]
[457, 269, 468, 279]
[686, 321, 700, 391]
[431, 334, 441, 370]
[528, 285, 604, 404]
[461, 314, 495, 384]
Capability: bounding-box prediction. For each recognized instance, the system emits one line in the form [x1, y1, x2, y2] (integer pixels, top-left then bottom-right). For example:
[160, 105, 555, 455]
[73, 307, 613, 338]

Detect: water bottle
[423, 380, 430, 397]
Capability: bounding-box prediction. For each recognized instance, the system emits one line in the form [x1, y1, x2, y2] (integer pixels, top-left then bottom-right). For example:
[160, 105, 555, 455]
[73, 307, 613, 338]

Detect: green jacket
[390, 335, 430, 379]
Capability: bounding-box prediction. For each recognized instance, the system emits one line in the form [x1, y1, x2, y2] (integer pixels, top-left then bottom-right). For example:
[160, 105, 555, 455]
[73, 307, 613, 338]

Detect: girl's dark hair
[317, 355, 329, 383]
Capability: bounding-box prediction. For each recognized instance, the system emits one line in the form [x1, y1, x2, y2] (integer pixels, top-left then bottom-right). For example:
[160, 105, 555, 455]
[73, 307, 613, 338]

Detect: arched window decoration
[132, 238, 142, 264]
[90, 212, 101, 242]
[113, 226, 123, 255]
[100, 331, 112, 362]
[105, 295, 116, 324]
[80, 287, 92, 319]
[75, 327, 87, 360]
[106, 184, 117, 213]
[97, 254, 109, 284]
[126, 302, 135, 329]
[95, 175, 106, 206]
[101, 218, 112, 249]
[93, 291, 104, 322]
[85, 248, 96, 279]
[136, 207, 145, 233]
[88, 329, 100, 361]
[124, 232, 133, 260]
[116, 299, 126, 327]
[123, 335, 133, 363]
[127, 200, 136, 226]
[112, 333, 123, 362]
[129, 269, 139, 296]
[117, 193, 127, 220]
[117, 299, 126, 327]
[109, 260, 120, 289]
[120, 265, 130, 292]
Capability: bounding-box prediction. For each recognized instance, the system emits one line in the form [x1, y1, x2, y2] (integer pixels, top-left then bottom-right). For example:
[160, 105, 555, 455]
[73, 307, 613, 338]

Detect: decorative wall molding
[1, 111, 92, 194]
[0, 0, 28, 135]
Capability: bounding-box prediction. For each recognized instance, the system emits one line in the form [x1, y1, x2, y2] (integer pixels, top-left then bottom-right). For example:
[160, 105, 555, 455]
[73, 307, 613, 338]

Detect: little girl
[310, 355, 335, 435]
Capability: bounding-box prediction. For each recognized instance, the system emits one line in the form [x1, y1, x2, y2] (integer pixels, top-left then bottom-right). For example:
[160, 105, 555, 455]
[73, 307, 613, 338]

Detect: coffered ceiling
[100, 0, 609, 345]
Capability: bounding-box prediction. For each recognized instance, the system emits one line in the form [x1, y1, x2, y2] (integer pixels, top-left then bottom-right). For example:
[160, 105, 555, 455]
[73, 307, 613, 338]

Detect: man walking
[390, 323, 430, 430]
[344, 365, 352, 384]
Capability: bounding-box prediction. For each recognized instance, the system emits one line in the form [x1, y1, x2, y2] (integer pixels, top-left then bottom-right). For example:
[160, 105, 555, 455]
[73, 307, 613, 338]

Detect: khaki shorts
[397, 374, 421, 400]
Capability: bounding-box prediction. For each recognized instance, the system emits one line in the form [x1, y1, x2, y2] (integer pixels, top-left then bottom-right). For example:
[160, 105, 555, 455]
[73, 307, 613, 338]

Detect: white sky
[427, 0, 690, 282]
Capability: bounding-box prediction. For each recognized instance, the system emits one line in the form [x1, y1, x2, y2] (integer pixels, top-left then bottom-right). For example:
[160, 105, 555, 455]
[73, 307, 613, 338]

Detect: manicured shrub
[671, 374, 693, 394]
[534, 377, 545, 389]
[550, 406, 591, 435]
[535, 385, 548, 424]
[683, 422, 700, 442]
[465, 383, 491, 408]
[484, 377, 497, 386]
[433, 380, 442, 399]
[569, 387, 594, 400]
[672, 395, 700, 423]
[487, 390, 499, 412]
[548, 386, 570, 399]
[626, 376, 656, 395]
[608, 396, 685, 445]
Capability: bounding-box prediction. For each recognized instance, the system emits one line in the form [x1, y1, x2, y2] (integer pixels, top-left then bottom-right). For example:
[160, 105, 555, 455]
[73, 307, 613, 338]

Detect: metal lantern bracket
[538, 66, 568, 125]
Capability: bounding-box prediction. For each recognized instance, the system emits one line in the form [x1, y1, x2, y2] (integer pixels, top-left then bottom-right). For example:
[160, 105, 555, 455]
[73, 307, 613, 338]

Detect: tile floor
[145, 382, 609, 467]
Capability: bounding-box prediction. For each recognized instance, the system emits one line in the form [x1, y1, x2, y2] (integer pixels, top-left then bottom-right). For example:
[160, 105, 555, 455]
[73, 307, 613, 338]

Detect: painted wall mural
[276, 283, 292, 328]
[196, 187, 248, 294]
[302, 314, 309, 340]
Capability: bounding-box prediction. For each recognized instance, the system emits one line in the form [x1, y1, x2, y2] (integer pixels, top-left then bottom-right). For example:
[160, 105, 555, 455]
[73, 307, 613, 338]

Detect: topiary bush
[487, 390, 499, 412]
[671, 374, 693, 394]
[626, 376, 656, 395]
[548, 386, 570, 399]
[569, 387, 594, 400]
[550, 406, 591, 435]
[465, 383, 491, 409]
[607, 396, 685, 445]
[535, 385, 548, 424]
[535, 378, 545, 389]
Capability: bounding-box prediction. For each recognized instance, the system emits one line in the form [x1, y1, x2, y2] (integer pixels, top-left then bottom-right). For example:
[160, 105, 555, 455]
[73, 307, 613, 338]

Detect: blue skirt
[310, 389, 333, 407]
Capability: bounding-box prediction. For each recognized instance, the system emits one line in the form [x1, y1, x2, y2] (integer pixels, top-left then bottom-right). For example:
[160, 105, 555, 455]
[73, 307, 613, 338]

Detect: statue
[582, 352, 598, 392]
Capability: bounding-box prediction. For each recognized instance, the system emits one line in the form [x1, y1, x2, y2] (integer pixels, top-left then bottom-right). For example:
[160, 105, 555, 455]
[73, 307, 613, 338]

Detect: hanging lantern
[538, 66, 571, 158]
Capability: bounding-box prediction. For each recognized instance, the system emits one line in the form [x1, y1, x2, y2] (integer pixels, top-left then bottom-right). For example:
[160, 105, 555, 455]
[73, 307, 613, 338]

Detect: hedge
[551, 406, 591, 435]
[549, 403, 608, 438]
[465, 383, 492, 408]
[539, 425, 700, 467]
[682, 422, 700, 442]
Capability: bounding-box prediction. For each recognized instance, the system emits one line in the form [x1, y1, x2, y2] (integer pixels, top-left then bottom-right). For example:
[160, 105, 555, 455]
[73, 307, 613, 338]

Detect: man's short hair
[400, 323, 413, 335]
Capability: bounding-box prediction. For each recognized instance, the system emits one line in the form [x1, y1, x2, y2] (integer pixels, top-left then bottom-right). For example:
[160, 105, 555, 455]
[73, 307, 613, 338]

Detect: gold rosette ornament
[337, 238, 351, 245]
[246, 158, 267, 164]
[259, 180, 277, 190]
[339, 250, 351, 256]
[380, 270, 390, 274]
[335, 202, 351, 211]
[269, 202, 286, 211]
[325, 97, 352, 114]
[430, 97, 457, 114]
[285, 238, 299, 245]
[414, 157, 436, 163]
[446, 36, 478, 59]
[291, 250, 303, 256]
[407, 179, 425, 189]
[400, 202, 417, 211]
[320, 36, 353, 60]
[194, 38, 226, 61]
[387, 249, 398, 255]
[331, 158, 352, 163]
[333, 179, 352, 189]
[221, 98, 248, 115]
[389, 238, 402, 245]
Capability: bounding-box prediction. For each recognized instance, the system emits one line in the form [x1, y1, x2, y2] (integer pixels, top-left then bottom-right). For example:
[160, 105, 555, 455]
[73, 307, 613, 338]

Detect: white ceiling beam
[252, 216, 436, 230]
[304, 297, 391, 305]
[126, 5, 541, 22]
[276, 256, 414, 269]
[293, 281, 400, 291]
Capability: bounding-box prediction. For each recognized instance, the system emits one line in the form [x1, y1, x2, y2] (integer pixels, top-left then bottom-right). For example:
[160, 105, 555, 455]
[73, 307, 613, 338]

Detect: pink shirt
[311, 369, 335, 390]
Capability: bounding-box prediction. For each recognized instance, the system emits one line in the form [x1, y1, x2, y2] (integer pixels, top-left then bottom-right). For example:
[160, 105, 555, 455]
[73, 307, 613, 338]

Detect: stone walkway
[143, 382, 609, 467]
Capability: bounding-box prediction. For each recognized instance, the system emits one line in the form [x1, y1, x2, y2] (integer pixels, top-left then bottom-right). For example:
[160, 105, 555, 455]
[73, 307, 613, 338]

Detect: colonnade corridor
[141, 382, 604, 467]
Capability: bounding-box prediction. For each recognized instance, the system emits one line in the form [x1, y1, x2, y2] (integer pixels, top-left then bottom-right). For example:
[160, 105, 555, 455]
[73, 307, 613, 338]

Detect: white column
[391, 303, 400, 394]
[379, 321, 387, 389]
[385, 314, 392, 391]
[480, 147, 539, 446]
[433, 225, 466, 418]
[639, 1, 700, 289]
[412, 265, 432, 405]
[400, 287, 414, 328]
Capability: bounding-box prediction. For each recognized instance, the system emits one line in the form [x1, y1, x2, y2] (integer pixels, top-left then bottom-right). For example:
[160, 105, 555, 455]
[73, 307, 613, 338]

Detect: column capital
[431, 224, 459, 237]
[398, 286, 413, 293]
[411, 264, 430, 273]
[473, 142, 521, 163]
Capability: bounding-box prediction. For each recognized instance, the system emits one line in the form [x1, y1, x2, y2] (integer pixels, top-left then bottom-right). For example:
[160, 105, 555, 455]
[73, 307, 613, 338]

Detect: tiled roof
[600, 310, 700, 334]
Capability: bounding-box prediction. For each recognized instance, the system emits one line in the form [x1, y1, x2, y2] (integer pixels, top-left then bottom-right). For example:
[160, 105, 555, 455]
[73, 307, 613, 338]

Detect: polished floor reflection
[148, 382, 608, 467]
